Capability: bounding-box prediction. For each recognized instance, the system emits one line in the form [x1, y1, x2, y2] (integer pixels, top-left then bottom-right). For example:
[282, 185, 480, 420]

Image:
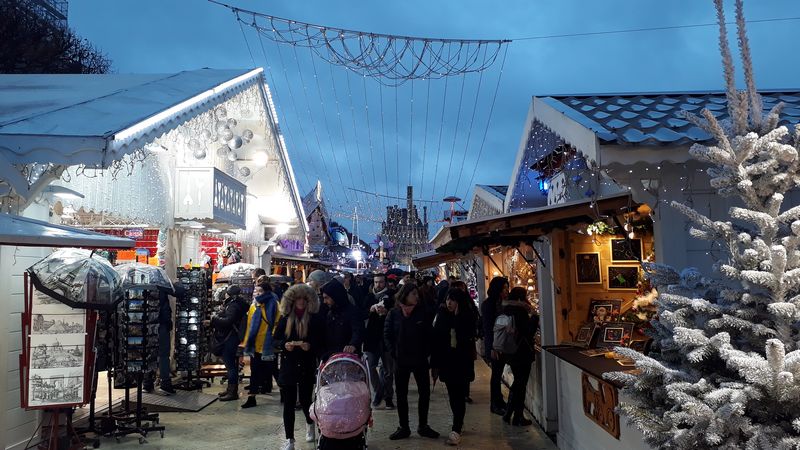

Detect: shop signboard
[175, 167, 246, 229]
[278, 239, 304, 254]
[124, 228, 144, 239]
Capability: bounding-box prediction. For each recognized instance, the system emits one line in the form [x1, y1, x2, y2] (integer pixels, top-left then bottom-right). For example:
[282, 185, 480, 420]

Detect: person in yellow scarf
[241, 281, 280, 408]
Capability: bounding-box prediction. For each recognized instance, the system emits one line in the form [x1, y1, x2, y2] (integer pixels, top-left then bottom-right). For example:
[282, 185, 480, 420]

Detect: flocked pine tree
[604, 0, 800, 448]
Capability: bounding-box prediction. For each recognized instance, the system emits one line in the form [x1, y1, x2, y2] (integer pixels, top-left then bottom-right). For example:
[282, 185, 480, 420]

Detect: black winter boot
[241, 395, 257, 408]
[219, 383, 239, 402]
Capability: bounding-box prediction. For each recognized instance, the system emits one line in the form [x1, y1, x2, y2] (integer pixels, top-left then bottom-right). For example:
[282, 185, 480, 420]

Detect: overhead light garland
[210, 0, 510, 87]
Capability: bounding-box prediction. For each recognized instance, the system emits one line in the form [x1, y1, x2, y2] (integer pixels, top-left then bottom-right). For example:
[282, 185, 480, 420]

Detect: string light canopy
[210, 0, 510, 87]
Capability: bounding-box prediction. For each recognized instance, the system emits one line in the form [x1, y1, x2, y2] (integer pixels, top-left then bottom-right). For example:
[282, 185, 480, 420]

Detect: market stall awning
[0, 68, 262, 167]
[437, 193, 635, 255]
[269, 252, 331, 266]
[0, 213, 135, 248]
[412, 250, 459, 270]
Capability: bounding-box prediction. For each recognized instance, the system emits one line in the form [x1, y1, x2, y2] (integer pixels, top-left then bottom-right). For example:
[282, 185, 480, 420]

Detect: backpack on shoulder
[492, 313, 518, 355]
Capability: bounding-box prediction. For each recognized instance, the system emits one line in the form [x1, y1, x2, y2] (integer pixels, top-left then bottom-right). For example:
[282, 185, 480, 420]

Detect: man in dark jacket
[144, 282, 184, 395]
[206, 285, 249, 401]
[342, 272, 367, 313]
[363, 273, 395, 409]
[319, 280, 365, 361]
[384, 283, 439, 441]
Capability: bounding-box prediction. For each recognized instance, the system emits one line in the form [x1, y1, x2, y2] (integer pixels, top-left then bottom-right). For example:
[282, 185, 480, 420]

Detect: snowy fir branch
[613, 1, 800, 447]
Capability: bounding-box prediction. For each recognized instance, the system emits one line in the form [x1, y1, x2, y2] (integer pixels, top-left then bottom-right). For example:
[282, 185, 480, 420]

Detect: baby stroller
[311, 353, 372, 449]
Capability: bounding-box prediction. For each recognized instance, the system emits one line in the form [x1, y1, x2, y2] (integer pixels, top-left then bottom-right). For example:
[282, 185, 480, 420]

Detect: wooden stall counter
[545, 346, 650, 450]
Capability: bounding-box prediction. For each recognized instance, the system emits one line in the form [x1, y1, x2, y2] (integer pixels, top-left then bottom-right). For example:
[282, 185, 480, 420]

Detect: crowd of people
[200, 269, 539, 449]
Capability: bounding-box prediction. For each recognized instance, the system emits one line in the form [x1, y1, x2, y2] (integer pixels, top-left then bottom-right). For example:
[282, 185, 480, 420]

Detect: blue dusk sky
[69, 0, 800, 235]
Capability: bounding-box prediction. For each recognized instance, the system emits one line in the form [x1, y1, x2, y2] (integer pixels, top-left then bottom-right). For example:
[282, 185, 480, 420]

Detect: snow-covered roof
[0, 213, 135, 248]
[302, 180, 327, 221]
[0, 68, 262, 166]
[539, 89, 800, 147]
[476, 184, 507, 201]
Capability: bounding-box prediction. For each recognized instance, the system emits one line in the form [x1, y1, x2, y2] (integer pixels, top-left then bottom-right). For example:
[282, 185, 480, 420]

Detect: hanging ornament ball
[572, 175, 583, 183]
[215, 107, 227, 120]
[201, 129, 212, 140]
[193, 146, 207, 160]
[188, 138, 201, 151]
[242, 129, 254, 141]
[227, 118, 238, 128]
[221, 129, 234, 142]
[228, 136, 243, 150]
[239, 166, 251, 177]
[226, 149, 237, 162]
[209, 132, 218, 142]
[216, 145, 229, 157]
[216, 120, 229, 133]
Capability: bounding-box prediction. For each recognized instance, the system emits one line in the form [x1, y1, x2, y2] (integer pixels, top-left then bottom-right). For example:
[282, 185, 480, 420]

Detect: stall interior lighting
[253, 151, 269, 166]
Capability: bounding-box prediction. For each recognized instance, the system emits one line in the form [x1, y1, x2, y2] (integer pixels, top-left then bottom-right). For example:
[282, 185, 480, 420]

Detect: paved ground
[103, 363, 556, 450]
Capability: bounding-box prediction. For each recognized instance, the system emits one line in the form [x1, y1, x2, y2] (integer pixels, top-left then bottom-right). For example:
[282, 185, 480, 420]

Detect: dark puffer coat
[383, 303, 434, 368]
[273, 313, 322, 386]
[318, 280, 365, 361]
[431, 305, 476, 384]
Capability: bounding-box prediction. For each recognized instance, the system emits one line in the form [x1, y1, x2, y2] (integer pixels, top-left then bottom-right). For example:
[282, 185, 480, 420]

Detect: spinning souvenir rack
[110, 285, 165, 443]
[174, 267, 210, 390]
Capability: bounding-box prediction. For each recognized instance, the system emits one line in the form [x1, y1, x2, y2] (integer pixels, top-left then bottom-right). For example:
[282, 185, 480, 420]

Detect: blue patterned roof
[542, 90, 800, 146]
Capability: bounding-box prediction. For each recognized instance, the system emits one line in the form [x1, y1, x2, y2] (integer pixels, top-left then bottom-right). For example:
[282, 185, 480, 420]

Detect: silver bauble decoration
[242, 129, 254, 140]
[226, 149, 237, 162]
[215, 107, 227, 120]
[239, 167, 251, 177]
[216, 121, 228, 133]
[188, 138, 201, 150]
[216, 145, 229, 157]
[193, 147, 207, 160]
[221, 129, 234, 142]
[228, 136, 243, 150]
[227, 118, 237, 128]
[201, 129, 212, 140]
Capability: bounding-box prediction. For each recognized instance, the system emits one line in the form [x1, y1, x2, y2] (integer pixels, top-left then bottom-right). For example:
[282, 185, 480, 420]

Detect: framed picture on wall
[607, 266, 640, 290]
[610, 238, 642, 262]
[575, 323, 597, 347]
[598, 322, 635, 347]
[575, 252, 601, 284]
[587, 299, 622, 324]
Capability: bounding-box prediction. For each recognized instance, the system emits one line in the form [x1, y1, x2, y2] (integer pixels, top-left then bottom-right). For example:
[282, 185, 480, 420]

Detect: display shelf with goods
[112, 285, 165, 441]
[174, 267, 210, 390]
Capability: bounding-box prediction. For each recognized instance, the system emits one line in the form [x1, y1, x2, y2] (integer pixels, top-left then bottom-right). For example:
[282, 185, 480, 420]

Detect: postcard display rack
[174, 267, 209, 390]
[114, 285, 165, 443]
[19, 274, 99, 449]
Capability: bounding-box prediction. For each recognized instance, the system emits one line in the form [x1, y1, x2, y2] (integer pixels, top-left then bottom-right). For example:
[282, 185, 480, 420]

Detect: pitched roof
[477, 184, 508, 200]
[302, 181, 327, 220]
[0, 68, 261, 165]
[540, 90, 800, 146]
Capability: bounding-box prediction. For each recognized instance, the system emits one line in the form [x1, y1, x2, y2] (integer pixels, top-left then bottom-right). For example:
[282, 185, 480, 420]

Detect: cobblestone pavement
[107, 363, 556, 450]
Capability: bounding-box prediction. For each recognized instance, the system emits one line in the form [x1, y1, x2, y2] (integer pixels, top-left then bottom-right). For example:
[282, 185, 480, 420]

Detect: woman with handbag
[501, 287, 539, 426]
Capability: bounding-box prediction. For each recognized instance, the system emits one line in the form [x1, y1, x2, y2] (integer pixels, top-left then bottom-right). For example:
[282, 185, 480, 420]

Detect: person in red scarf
[383, 283, 439, 441]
